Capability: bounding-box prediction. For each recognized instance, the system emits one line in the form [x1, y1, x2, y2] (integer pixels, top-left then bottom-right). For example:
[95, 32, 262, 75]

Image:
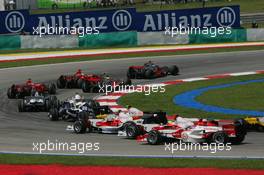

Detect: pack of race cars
[7, 61, 262, 146]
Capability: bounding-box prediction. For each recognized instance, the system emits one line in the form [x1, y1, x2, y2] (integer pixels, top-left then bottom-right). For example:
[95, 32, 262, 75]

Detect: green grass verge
[197, 81, 264, 111]
[1, 45, 264, 69]
[33, 0, 264, 14]
[0, 154, 264, 169]
[119, 74, 264, 119]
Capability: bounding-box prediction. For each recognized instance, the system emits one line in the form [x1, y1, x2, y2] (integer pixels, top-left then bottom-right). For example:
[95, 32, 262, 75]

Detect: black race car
[127, 61, 179, 79]
[18, 95, 58, 112]
[48, 98, 111, 121]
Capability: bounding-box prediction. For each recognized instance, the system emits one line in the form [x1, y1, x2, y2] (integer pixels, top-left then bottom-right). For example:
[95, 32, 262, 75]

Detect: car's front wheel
[73, 121, 87, 134]
[147, 130, 162, 145]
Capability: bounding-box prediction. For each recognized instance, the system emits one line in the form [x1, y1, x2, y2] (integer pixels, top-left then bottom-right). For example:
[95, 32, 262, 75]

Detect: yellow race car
[244, 117, 264, 132]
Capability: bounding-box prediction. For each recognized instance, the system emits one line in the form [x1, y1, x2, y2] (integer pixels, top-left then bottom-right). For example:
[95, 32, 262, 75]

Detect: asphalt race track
[0, 50, 264, 158]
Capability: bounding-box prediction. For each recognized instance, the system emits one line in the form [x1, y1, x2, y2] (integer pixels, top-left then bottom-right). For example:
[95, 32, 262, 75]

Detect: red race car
[127, 61, 179, 79]
[81, 74, 132, 93]
[56, 69, 101, 89]
[137, 118, 247, 145]
[56, 70, 131, 93]
[7, 79, 56, 99]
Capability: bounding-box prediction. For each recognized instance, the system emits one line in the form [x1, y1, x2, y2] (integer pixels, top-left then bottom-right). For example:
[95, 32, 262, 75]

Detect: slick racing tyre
[234, 118, 247, 135]
[257, 125, 264, 132]
[49, 96, 59, 108]
[77, 79, 83, 88]
[48, 83, 56, 94]
[168, 65, 179, 75]
[45, 99, 51, 112]
[18, 100, 25, 112]
[211, 131, 228, 144]
[125, 122, 141, 139]
[161, 66, 169, 76]
[82, 81, 91, 93]
[73, 121, 87, 134]
[7, 87, 15, 99]
[145, 70, 154, 79]
[147, 130, 162, 145]
[57, 76, 66, 89]
[230, 134, 245, 145]
[127, 68, 136, 79]
[48, 108, 59, 121]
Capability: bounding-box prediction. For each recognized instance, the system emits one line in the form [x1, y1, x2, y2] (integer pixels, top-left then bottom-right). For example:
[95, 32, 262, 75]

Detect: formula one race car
[7, 79, 56, 99]
[18, 95, 58, 112]
[48, 95, 111, 121]
[56, 69, 102, 89]
[244, 116, 264, 132]
[137, 118, 247, 145]
[127, 61, 179, 79]
[81, 74, 132, 93]
[56, 69, 132, 93]
[69, 111, 167, 135]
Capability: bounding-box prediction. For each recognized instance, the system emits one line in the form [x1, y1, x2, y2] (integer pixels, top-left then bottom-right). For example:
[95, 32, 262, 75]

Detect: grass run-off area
[33, 0, 264, 14]
[0, 154, 264, 169]
[0, 45, 264, 69]
[119, 74, 264, 119]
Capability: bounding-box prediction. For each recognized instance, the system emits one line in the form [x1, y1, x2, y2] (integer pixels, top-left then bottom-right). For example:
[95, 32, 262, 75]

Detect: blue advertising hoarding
[0, 6, 240, 34]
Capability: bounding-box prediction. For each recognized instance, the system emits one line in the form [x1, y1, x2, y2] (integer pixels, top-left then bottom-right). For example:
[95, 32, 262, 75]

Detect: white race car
[67, 111, 167, 135]
[137, 118, 247, 145]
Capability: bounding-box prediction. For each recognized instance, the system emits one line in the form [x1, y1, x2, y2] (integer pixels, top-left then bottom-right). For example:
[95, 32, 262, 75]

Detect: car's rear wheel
[90, 86, 99, 93]
[57, 76, 66, 89]
[168, 65, 179, 75]
[48, 108, 59, 121]
[127, 68, 136, 79]
[45, 99, 51, 111]
[77, 79, 83, 88]
[257, 125, 264, 132]
[48, 83, 56, 94]
[147, 130, 162, 145]
[145, 70, 153, 79]
[7, 86, 15, 99]
[230, 134, 245, 145]
[125, 122, 141, 139]
[49, 96, 59, 108]
[161, 66, 169, 76]
[82, 81, 90, 93]
[18, 100, 25, 112]
[211, 131, 228, 144]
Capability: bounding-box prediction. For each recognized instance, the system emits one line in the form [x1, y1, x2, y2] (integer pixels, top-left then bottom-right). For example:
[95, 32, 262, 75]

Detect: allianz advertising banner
[0, 6, 240, 34]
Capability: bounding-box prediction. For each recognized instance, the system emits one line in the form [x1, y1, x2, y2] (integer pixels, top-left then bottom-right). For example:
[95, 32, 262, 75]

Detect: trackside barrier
[137, 32, 189, 46]
[79, 32, 138, 48]
[0, 29, 264, 50]
[21, 35, 79, 49]
[0, 35, 21, 50]
[189, 29, 247, 44]
[247, 29, 264, 42]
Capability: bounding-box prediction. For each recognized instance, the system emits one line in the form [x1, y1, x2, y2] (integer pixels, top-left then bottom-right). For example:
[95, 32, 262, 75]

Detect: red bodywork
[129, 65, 166, 77]
[13, 81, 48, 93]
[137, 119, 239, 143]
[8, 79, 54, 98]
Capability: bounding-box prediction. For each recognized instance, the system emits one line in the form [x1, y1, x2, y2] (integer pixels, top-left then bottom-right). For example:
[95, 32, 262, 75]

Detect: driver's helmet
[76, 69, 82, 74]
[105, 75, 110, 80]
[106, 114, 116, 121]
[74, 93, 82, 102]
[26, 78, 32, 85]
[34, 91, 40, 97]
